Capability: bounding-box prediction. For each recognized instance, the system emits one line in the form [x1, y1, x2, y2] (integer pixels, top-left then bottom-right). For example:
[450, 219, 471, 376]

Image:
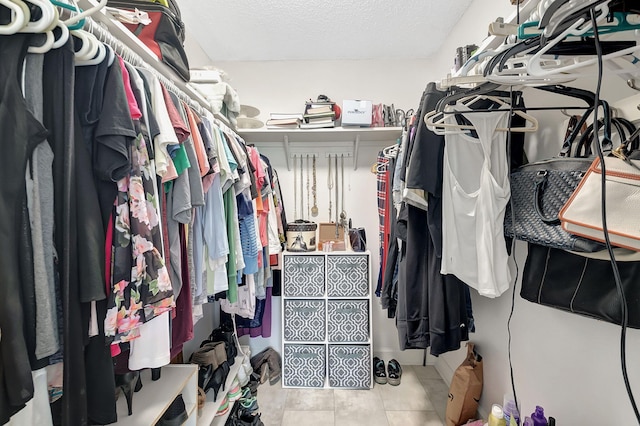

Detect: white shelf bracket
[283, 135, 291, 170]
[353, 134, 360, 171]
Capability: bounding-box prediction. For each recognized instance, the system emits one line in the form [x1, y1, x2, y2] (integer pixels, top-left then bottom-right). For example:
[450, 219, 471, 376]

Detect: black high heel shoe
[115, 371, 140, 416]
[152, 368, 162, 381]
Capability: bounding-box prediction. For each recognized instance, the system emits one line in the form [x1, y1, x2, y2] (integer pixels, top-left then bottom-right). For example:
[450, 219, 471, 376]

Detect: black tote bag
[521, 243, 640, 328]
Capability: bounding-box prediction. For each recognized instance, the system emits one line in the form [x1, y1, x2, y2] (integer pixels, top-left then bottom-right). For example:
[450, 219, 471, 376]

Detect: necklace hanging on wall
[300, 155, 304, 220]
[340, 154, 347, 228]
[293, 154, 298, 220]
[335, 154, 339, 237]
[328, 154, 333, 218]
[306, 155, 310, 220]
[311, 155, 318, 217]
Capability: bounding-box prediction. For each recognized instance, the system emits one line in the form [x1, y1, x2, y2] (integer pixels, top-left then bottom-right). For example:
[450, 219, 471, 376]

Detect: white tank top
[440, 103, 512, 298]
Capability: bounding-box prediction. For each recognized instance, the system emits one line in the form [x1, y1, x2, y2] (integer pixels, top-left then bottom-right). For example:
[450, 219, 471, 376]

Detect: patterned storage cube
[284, 255, 325, 297]
[284, 300, 326, 342]
[327, 300, 369, 343]
[328, 345, 371, 388]
[326, 255, 369, 297]
[283, 344, 326, 388]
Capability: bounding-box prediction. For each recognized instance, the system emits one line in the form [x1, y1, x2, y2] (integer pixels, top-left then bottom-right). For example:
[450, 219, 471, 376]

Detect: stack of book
[266, 113, 303, 129]
[301, 101, 336, 129]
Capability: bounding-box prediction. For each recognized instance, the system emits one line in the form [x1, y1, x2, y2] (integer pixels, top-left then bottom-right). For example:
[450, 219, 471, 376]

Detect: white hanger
[27, 30, 55, 53]
[71, 29, 96, 60]
[63, 0, 107, 26]
[76, 39, 106, 65]
[525, 2, 640, 77]
[51, 20, 70, 48]
[0, 0, 27, 35]
[19, 0, 57, 33]
[424, 95, 539, 135]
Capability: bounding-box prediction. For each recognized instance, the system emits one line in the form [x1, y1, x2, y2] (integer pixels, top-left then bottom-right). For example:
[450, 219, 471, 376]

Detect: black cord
[506, 86, 520, 414]
[590, 9, 640, 423]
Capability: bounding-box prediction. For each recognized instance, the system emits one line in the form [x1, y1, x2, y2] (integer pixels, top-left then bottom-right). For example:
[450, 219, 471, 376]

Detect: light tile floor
[256, 365, 449, 426]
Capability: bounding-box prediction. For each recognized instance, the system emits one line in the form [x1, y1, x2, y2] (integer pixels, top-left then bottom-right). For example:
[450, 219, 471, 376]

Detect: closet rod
[440, 105, 594, 114]
[77, 0, 234, 133]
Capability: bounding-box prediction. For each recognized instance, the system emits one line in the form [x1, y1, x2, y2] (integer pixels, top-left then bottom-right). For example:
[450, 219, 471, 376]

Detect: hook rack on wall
[238, 127, 402, 171]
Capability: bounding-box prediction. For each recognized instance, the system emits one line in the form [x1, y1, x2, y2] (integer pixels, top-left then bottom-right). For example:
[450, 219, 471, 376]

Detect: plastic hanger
[51, 18, 70, 48]
[0, 0, 27, 34]
[424, 95, 539, 134]
[50, 0, 85, 30]
[71, 29, 98, 60]
[527, 10, 640, 77]
[27, 30, 55, 53]
[19, 0, 57, 33]
[76, 39, 105, 65]
[63, 0, 106, 26]
[520, 11, 640, 39]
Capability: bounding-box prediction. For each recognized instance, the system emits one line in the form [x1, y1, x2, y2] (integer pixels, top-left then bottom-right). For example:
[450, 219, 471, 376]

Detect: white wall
[185, 0, 640, 423]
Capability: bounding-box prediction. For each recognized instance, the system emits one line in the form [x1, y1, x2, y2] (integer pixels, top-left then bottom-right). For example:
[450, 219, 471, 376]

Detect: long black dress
[0, 34, 48, 424]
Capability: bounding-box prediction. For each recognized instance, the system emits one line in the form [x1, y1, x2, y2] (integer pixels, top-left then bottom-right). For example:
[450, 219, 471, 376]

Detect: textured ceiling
[178, 0, 474, 62]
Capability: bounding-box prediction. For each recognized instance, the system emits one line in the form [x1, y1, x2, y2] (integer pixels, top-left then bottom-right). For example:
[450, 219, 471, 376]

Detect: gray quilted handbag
[504, 157, 604, 252]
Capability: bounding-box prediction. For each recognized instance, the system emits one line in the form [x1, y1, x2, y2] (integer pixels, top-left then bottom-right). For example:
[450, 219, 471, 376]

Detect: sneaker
[215, 395, 230, 417]
[239, 387, 252, 400]
[373, 357, 387, 385]
[239, 396, 259, 413]
[236, 409, 264, 426]
[228, 378, 242, 402]
[387, 359, 402, 386]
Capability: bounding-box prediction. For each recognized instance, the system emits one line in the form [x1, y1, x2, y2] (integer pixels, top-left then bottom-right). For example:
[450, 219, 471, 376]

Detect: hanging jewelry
[340, 154, 347, 227]
[311, 155, 318, 217]
[335, 154, 339, 237]
[306, 155, 310, 220]
[328, 154, 333, 218]
[300, 155, 304, 220]
[293, 154, 298, 219]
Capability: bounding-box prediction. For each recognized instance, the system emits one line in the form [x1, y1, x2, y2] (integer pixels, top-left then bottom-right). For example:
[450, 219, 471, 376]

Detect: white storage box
[341, 100, 372, 127]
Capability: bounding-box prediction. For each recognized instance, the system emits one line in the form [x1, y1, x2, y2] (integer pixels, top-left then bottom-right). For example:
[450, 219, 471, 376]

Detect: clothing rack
[76, 0, 233, 131]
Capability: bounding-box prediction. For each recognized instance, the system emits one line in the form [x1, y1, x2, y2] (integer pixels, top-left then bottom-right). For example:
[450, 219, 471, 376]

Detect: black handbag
[504, 156, 601, 251]
[109, 0, 191, 81]
[521, 243, 640, 328]
[503, 105, 637, 252]
[349, 227, 367, 252]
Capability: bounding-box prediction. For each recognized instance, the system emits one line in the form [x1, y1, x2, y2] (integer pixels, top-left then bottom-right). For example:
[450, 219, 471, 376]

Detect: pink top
[117, 56, 142, 120]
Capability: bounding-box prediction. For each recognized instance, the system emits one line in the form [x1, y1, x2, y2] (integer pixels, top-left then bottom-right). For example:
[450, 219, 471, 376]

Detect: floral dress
[105, 134, 174, 344]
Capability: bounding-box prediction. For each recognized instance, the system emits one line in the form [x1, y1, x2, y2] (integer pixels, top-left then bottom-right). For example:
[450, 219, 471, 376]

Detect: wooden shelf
[114, 365, 197, 426]
[238, 127, 401, 171]
[197, 354, 247, 426]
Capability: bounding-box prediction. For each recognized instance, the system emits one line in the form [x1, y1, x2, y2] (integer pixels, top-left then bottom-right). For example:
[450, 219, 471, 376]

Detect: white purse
[559, 155, 640, 251]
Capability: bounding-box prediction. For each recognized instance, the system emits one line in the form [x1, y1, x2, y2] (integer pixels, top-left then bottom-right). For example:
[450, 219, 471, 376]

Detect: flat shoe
[373, 357, 387, 385]
[387, 359, 402, 386]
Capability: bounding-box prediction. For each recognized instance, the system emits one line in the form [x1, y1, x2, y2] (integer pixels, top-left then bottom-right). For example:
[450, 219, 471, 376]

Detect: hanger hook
[628, 79, 640, 92]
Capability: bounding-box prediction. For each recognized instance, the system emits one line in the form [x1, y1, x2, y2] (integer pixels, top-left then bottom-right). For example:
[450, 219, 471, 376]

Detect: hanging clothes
[440, 103, 512, 298]
[0, 33, 48, 425]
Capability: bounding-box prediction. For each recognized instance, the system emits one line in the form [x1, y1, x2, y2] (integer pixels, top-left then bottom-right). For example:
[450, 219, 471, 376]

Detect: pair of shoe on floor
[373, 357, 402, 386]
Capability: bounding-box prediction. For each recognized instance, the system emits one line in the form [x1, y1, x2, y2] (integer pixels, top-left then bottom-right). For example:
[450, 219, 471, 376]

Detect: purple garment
[236, 287, 272, 338]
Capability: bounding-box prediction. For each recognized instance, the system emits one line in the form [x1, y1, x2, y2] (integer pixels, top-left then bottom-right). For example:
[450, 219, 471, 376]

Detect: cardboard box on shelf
[342, 100, 372, 127]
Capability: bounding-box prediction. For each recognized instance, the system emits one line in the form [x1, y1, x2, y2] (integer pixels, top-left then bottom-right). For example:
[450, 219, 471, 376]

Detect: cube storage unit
[282, 251, 372, 389]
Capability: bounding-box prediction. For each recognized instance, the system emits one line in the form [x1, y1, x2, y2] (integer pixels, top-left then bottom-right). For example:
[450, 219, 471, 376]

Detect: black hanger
[434, 82, 502, 113]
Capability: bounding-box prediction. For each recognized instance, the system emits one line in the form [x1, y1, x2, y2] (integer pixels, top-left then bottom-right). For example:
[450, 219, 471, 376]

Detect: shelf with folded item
[239, 127, 402, 171]
[114, 364, 197, 426]
[197, 354, 248, 426]
[76, 0, 232, 129]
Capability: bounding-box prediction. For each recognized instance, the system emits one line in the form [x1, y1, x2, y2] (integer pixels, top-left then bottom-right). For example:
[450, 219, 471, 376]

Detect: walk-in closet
[2, 0, 640, 425]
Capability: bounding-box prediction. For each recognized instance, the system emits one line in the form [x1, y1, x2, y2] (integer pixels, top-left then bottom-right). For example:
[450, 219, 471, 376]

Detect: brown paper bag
[445, 342, 483, 426]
